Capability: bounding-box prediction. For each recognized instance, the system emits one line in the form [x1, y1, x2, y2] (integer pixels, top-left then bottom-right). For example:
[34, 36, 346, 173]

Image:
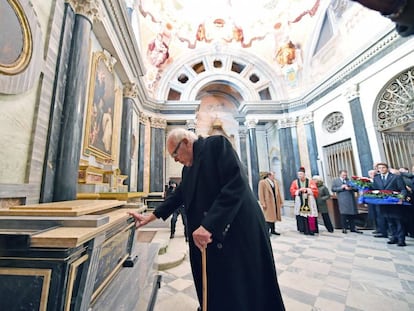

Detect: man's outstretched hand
[128, 211, 156, 228]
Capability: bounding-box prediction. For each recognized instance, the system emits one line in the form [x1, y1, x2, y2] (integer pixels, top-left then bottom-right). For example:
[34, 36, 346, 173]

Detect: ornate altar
[0, 200, 161, 311]
[78, 162, 129, 194]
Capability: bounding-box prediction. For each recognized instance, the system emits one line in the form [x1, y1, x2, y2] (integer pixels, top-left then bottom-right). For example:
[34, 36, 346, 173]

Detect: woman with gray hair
[313, 175, 334, 233]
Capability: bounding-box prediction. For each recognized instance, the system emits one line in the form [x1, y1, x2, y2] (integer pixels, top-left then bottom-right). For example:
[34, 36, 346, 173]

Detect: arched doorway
[376, 66, 414, 168]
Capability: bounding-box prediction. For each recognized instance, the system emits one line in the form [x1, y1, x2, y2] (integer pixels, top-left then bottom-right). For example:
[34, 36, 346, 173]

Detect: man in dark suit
[129, 128, 285, 311]
[371, 162, 408, 246]
[331, 170, 363, 234]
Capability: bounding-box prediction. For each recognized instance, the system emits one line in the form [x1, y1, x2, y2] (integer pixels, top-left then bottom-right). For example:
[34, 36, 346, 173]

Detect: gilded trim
[0, 267, 51, 311]
[0, 0, 32, 75]
[65, 254, 89, 311]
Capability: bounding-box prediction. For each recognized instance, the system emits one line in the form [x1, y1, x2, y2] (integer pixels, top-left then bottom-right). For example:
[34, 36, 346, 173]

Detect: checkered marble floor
[154, 216, 414, 311]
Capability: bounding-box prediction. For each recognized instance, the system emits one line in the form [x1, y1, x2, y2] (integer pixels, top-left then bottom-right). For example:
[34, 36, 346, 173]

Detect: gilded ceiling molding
[300, 113, 314, 124]
[123, 82, 139, 98]
[139, 112, 149, 125]
[66, 0, 100, 23]
[150, 117, 167, 129]
[278, 117, 297, 129]
[244, 118, 258, 129]
[343, 84, 360, 102]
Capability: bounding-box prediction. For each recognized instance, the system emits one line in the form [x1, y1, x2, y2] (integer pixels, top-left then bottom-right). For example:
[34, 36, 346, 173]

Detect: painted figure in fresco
[147, 33, 170, 67]
[275, 41, 297, 67]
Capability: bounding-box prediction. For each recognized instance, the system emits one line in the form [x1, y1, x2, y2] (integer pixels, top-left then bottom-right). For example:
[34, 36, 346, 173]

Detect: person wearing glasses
[128, 128, 285, 311]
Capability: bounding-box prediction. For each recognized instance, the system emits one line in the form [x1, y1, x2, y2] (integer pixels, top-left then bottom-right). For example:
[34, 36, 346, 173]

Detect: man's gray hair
[167, 128, 198, 143]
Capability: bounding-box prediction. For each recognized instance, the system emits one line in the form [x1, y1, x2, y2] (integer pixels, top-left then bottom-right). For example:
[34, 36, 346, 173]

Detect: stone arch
[156, 45, 285, 102]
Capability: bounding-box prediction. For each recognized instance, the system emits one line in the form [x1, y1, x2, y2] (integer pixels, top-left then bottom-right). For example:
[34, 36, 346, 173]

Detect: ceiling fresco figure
[136, 0, 322, 52]
[135, 0, 323, 95]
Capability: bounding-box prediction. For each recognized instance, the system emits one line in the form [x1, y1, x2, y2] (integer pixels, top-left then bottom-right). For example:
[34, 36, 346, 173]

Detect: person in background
[332, 170, 363, 234]
[366, 169, 386, 238]
[313, 175, 334, 233]
[258, 171, 284, 236]
[399, 166, 414, 237]
[290, 167, 319, 235]
[128, 128, 285, 311]
[372, 162, 407, 246]
[351, 0, 414, 37]
[166, 180, 188, 241]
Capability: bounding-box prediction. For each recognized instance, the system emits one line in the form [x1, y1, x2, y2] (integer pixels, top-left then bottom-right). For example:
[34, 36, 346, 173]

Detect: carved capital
[150, 117, 167, 129]
[139, 112, 149, 125]
[244, 118, 258, 129]
[343, 83, 360, 102]
[300, 113, 313, 125]
[278, 117, 296, 129]
[123, 82, 139, 98]
[66, 0, 100, 23]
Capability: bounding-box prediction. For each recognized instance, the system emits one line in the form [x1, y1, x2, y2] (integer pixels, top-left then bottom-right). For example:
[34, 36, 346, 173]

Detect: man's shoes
[170, 234, 175, 239]
[398, 241, 407, 247]
[387, 239, 397, 244]
[351, 230, 363, 234]
[374, 234, 387, 238]
[372, 230, 378, 234]
[342, 229, 347, 234]
[271, 231, 281, 236]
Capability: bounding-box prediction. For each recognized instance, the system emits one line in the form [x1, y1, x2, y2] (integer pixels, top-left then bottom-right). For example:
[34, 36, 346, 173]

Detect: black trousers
[321, 212, 334, 232]
[266, 222, 277, 233]
[170, 206, 188, 238]
[341, 214, 357, 231]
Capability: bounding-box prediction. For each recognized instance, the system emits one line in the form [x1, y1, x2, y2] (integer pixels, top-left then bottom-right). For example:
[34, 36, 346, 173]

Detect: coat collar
[182, 137, 204, 207]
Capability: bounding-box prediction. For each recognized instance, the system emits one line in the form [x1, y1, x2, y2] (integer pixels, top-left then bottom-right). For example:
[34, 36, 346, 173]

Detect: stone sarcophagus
[0, 200, 160, 311]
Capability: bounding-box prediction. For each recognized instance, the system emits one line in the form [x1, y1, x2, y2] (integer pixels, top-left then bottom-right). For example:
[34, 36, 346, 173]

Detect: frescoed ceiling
[129, 0, 393, 101]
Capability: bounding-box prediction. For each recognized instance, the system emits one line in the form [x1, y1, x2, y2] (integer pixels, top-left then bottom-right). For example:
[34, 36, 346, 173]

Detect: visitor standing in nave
[312, 175, 334, 233]
[129, 128, 285, 311]
[371, 163, 408, 246]
[331, 170, 363, 234]
[290, 167, 319, 235]
[258, 171, 283, 236]
[399, 166, 414, 237]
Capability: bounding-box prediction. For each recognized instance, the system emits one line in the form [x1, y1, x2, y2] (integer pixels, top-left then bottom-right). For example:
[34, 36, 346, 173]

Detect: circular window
[323, 112, 344, 133]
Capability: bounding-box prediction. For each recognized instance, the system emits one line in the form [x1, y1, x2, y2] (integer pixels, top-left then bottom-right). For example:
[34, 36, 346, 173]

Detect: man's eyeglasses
[171, 140, 183, 157]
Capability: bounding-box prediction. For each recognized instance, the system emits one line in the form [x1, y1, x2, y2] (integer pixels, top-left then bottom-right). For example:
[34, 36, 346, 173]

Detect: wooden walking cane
[202, 247, 207, 311]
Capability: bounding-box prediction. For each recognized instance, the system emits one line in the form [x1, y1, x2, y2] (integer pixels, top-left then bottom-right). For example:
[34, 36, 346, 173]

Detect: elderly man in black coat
[372, 162, 408, 246]
[129, 128, 285, 311]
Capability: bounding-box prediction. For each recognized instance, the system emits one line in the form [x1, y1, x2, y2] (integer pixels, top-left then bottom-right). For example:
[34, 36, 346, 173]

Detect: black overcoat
[154, 135, 285, 310]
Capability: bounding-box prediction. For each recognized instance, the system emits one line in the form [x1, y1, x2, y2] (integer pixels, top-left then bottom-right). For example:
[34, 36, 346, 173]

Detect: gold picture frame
[83, 51, 120, 163]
